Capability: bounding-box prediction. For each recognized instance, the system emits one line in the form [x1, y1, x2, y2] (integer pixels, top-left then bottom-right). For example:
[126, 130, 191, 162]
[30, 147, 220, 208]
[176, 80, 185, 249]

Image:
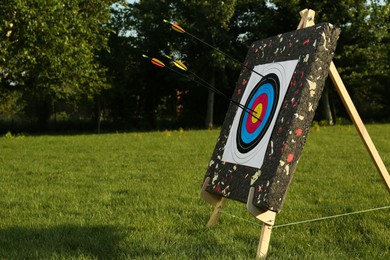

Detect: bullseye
[252, 104, 263, 124]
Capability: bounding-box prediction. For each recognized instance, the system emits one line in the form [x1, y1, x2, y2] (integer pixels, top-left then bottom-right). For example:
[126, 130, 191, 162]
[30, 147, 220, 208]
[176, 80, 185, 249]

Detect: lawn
[0, 124, 389, 259]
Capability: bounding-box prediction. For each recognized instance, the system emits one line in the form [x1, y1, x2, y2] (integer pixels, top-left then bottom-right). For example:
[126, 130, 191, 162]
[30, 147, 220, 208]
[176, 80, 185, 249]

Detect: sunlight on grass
[0, 125, 389, 258]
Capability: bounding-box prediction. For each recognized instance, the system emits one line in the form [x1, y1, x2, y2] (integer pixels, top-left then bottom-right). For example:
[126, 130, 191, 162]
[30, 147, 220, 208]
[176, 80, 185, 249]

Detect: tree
[123, 0, 266, 128]
[173, 0, 239, 128]
[109, 0, 389, 131]
[111, 0, 181, 129]
[336, 0, 390, 120]
[0, 0, 114, 128]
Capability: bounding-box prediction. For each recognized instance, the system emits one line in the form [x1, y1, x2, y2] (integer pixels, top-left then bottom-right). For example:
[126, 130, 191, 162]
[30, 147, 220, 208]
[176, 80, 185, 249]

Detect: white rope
[220, 209, 263, 227]
[219, 205, 390, 229]
[273, 205, 390, 229]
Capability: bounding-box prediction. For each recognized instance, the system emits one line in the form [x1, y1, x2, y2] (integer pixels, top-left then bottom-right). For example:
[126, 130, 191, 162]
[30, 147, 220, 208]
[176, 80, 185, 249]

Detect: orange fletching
[171, 23, 185, 33]
[151, 58, 165, 68]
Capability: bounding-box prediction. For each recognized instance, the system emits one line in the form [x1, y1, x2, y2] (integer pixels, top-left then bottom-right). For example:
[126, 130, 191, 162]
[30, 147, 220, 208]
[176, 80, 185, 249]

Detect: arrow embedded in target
[142, 54, 260, 120]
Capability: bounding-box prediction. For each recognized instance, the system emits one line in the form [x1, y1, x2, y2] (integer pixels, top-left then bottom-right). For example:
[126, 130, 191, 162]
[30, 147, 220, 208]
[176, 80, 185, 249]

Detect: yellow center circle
[251, 104, 263, 123]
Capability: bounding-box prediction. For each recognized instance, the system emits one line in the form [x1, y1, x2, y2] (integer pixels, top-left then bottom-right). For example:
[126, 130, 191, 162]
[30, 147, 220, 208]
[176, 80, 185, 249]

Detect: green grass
[0, 125, 389, 259]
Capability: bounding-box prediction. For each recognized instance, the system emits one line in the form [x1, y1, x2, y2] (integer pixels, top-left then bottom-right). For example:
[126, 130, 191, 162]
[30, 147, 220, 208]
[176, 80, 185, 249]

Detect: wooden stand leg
[206, 197, 227, 227]
[200, 177, 228, 227]
[329, 62, 390, 192]
[296, 9, 390, 191]
[247, 187, 277, 259]
[296, 9, 315, 29]
[257, 224, 273, 259]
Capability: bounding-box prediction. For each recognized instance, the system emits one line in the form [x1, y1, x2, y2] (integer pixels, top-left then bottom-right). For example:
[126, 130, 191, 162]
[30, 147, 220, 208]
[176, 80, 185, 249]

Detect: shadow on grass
[0, 224, 127, 259]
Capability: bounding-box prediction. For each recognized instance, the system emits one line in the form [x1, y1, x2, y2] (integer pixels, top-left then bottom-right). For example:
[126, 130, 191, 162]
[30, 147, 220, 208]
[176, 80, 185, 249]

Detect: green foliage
[3, 130, 24, 139]
[1, 0, 390, 131]
[0, 90, 24, 119]
[0, 0, 114, 125]
[0, 125, 389, 258]
[336, 1, 390, 120]
[111, 0, 270, 128]
[108, 0, 390, 130]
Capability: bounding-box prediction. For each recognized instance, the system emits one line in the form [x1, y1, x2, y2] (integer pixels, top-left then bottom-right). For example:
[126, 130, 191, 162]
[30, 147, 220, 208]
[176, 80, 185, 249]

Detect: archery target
[222, 60, 298, 169]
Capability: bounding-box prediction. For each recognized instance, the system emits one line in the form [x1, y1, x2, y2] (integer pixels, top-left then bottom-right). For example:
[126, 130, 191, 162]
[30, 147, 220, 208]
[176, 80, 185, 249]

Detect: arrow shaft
[180, 27, 265, 78]
[143, 53, 260, 120]
[186, 70, 257, 114]
[165, 65, 260, 120]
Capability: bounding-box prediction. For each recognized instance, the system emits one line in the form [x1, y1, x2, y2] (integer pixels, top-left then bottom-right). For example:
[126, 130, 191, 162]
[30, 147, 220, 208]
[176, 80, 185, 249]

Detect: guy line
[219, 205, 390, 229]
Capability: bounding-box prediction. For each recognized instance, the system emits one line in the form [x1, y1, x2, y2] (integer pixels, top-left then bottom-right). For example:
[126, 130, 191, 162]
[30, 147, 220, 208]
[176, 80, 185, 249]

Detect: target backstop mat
[203, 23, 340, 212]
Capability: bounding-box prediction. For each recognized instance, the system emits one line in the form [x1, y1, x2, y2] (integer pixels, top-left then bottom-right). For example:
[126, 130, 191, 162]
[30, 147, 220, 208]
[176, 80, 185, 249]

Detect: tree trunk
[205, 89, 215, 129]
[205, 68, 216, 129]
[36, 94, 53, 131]
[94, 96, 102, 134]
[320, 85, 334, 125]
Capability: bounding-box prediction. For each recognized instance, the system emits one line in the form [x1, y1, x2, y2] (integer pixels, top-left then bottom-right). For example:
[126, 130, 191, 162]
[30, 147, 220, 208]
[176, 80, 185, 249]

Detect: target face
[236, 73, 279, 153]
[222, 60, 298, 168]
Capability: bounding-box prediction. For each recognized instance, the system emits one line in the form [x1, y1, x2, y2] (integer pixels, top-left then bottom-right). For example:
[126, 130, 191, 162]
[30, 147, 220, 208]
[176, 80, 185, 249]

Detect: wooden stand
[297, 9, 390, 192]
[201, 8, 390, 259]
[200, 177, 228, 227]
[328, 63, 390, 191]
[247, 187, 276, 258]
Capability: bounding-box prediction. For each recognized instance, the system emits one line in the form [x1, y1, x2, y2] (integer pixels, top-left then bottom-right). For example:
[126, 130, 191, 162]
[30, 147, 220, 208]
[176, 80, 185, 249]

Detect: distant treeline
[1, 0, 389, 133]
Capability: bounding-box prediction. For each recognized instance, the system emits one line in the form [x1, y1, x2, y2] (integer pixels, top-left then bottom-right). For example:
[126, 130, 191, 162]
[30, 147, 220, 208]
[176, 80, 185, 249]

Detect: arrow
[164, 54, 258, 117]
[163, 19, 265, 79]
[142, 54, 260, 120]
